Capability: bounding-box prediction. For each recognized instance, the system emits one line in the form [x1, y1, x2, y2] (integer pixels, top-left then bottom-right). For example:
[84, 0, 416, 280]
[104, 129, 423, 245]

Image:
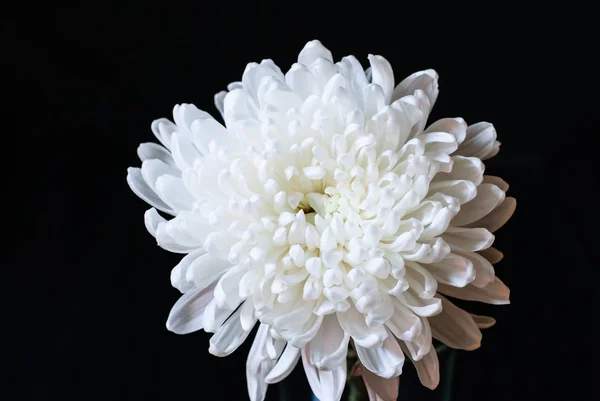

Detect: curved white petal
[309, 314, 350, 370]
[467, 197, 516, 233]
[208, 306, 252, 357]
[246, 324, 277, 401]
[368, 54, 394, 104]
[298, 39, 333, 65]
[355, 328, 404, 379]
[170, 249, 206, 293]
[166, 284, 215, 334]
[392, 69, 439, 108]
[265, 345, 301, 384]
[452, 184, 505, 226]
[302, 346, 346, 401]
[442, 227, 495, 252]
[127, 168, 174, 215]
[425, 253, 476, 288]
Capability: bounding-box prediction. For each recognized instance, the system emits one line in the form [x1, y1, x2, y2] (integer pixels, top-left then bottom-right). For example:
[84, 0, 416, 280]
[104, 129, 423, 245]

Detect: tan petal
[478, 247, 504, 264]
[452, 184, 505, 226]
[399, 342, 440, 390]
[428, 296, 482, 351]
[470, 313, 497, 329]
[437, 276, 510, 305]
[467, 197, 516, 233]
[482, 175, 509, 191]
[362, 367, 400, 401]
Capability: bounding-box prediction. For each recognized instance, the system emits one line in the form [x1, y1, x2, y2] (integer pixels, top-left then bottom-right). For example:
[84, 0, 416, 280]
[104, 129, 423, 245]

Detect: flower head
[127, 40, 514, 401]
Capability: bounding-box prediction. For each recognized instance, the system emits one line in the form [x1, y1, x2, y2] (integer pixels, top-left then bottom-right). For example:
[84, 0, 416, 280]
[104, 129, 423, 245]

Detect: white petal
[338, 307, 388, 348]
[455, 250, 495, 288]
[426, 253, 475, 288]
[214, 90, 227, 119]
[455, 122, 497, 159]
[150, 118, 177, 149]
[385, 298, 422, 341]
[191, 117, 229, 155]
[403, 316, 432, 360]
[361, 367, 399, 401]
[137, 142, 175, 165]
[155, 175, 195, 212]
[214, 265, 247, 310]
[187, 253, 232, 290]
[144, 207, 165, 238]
[392, 69, 439, 107]
[166, 284, 215, 334]
[126, 168, 174, 215]
[355, 328, 404, 379]
[467, 197, 516, 233]
[208, 307, 252, 357]
[309, 314, 349, 370]
[298, 40, 333, 65]
[425, 117, 467, 145]
[302, 346, 346, 401]
[452, 184, 505, 226]
[428, 296, 482, 350]
[428, 179, 477, 205]
[368, 54, 394, 104]
[433, 156, 483, 186]
[246, 324, 275, 401]
[170, 132, 200, 171]
[202, 298, 234, 333]
[265, 345, 301, 384]
[442, 227, 494, 252]
[437, 276, 510, 305]
[399, 343, 440, 390]
[170, 249, 206, 293]
[478, 247, 504, 264]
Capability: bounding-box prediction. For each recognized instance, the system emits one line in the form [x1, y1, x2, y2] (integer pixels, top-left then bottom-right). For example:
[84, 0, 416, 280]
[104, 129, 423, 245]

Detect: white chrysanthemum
[127, 40, 515, 401]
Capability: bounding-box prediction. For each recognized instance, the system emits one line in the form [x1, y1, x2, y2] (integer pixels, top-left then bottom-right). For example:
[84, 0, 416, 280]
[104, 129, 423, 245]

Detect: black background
[7, 2, 599, 400]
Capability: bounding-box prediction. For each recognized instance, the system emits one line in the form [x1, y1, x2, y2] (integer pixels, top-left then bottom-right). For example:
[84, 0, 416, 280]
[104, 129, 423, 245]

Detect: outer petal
[368, 54, 394, 104]
[399, 343, 440, 390]
[451, 184, 505, 226]
[467, 197, 516, 233]
[208, 306, 252, 357]
[470, 313, 497, 329]
[392, 69, 439, 108]
[478, 247, 504, 264]
[428, 296, 482, 350]
[455, 122, 500, 160]
[246, 324, 277, 401]
[265, 345, 301, 384]
[437, 276, 510, 305]
[362, 366, 399, 401]
[309, 314, 350, 370]
[298, 39, 333, 65]
[166, 284, 216, 334]
[302, 346, 346, 401]
[355, 328, 405, 379]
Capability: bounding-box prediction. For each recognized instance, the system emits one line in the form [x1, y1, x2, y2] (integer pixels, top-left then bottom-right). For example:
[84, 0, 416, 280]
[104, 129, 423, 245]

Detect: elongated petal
[478, 247, 504, 264]
[246, 324, 276, 401]
[452, 184, 505, 226]
[302, 347, 346, 401]
[437, 276, 510, 305]
[309, 314, 349, 370]
[392, 69, 439, 107]
[355, 328, 404, 379]
[209, 306, 252, 357]
[467, 197, 516, 233]
[428, 296, 482, 350]
[127, 168, 173, 215]
[470, 313, 497, 329]
[170, 249, 206, 293]
[166, 284, 215, 334]
[362, 367, 399, 401]
[426, 253, 476, 288]
[265, 345, 301, 384]
[442, 227, 494, 252]
[368, 55, 394, 104]
[399, 342, 440, 390]
[455, 122, 499, 160]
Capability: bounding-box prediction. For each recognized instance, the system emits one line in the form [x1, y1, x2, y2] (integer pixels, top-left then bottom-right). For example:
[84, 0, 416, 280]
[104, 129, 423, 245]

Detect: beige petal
[362, 366, 400, 401]
[470, 313, 497, 329]
[482, 175, 509, 192]
[437, 276, 510, 305]
[467, 197, 516, 233]
[428, 296, 482, 351]
[452, 184, 505, 226]
[399, 342, 440, 390]
[478, 247, 504, 264]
